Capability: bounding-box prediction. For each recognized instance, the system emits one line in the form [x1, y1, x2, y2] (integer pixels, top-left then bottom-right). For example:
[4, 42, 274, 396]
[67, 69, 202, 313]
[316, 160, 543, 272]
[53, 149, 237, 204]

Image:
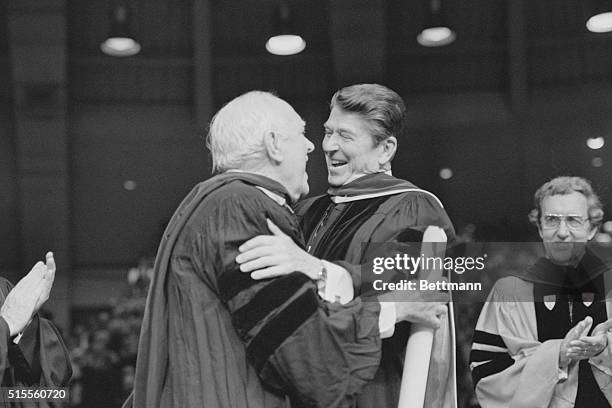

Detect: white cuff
[378, 302, 396, 339]
[318, 260, 354, 304]
[557, 364, 569, 381]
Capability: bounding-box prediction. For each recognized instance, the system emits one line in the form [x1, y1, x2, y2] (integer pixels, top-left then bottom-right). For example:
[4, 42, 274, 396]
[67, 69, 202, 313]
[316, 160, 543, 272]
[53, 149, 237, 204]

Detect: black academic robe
[470, 250, 612, 407]
[297, 172, 457, 408]
[129, 172, 384, 408]
[0, 278, 72, 407]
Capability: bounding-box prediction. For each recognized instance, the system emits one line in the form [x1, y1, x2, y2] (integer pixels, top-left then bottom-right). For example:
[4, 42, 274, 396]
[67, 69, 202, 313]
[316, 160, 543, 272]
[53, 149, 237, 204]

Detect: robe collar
[327, 172, 415, 197]
[225, 170, 292, 205]
[326, 172, 443, 207]
[518, 248, 610, 290]
[255, 186, 293, 213]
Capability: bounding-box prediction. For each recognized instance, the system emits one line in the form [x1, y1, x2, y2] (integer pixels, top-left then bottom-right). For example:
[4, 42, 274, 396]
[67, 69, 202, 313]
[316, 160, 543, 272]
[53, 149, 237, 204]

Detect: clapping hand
[560, 317, 593, 367]
[567, 318, 612, 361]
[0, 252, 56, 337]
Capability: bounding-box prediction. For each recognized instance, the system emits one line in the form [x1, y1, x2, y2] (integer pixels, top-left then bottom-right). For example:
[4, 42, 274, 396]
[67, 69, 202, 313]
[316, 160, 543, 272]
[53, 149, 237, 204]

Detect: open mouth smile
[329, 159, 348, 168]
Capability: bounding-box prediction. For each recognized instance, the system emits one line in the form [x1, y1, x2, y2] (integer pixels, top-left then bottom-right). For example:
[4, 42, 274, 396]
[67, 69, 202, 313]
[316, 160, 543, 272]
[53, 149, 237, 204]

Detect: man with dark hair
[471, 176, 612, 407]
[237, 84, 457, 407]
[128, 90, 448, 408]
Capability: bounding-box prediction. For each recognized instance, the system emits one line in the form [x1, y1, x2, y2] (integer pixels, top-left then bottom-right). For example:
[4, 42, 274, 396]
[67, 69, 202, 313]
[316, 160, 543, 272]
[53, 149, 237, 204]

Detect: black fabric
[469, 334, 515, 386]
[232, 273, 311, 338]
[576, 359, 610, 408]
[296, 172, 456, 408]
[469, 350, 511, 363]
[395, 229, 425, 243]
[572, 275, 608, 408]
[518, 248, 609, 288]
[130, 172, 383, 408]
[247, 290, 319, 373]
[7, 344, 34, 385]
[218, 267, 264, 301]
[303, 196, 390, 261]
[472, 330, 507, 349]
[534, 292, 573, 341]
[299, 196, 331, 242]
[471, 355, 515, 386]
[380, 321, 411, 374]
[531, 258, 610, 408]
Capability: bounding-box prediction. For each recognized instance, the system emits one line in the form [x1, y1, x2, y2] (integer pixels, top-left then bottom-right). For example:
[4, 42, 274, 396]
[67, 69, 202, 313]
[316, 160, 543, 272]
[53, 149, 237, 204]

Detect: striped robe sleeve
[470, 277, 581, 408]
[197, 192, 382, 408]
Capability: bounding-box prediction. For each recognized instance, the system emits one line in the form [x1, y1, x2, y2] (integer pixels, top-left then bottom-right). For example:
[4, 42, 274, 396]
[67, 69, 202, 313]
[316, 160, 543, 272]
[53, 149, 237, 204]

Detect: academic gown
[296, 172, 457, 408]
[0, 278, 72, 407]
[470, 250, 612, 408]
[128, 172, 386, 408]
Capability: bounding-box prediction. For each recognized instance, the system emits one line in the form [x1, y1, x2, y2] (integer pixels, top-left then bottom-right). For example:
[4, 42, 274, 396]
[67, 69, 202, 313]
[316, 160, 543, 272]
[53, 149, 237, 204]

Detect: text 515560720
[0, 387, 68, 402]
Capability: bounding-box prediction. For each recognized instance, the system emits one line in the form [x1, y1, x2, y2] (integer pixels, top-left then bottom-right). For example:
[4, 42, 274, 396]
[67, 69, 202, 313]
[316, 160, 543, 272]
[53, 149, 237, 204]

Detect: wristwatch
[316, 261, 327, 291]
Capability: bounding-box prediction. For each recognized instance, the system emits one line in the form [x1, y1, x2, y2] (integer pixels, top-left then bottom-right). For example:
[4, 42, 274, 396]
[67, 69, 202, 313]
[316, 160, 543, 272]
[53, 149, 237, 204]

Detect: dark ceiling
[62, 0, 612, 102]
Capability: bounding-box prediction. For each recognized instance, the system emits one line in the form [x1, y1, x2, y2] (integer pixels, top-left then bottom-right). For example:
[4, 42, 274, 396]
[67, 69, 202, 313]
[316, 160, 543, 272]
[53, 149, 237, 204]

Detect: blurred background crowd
[64, 258, 150, 408]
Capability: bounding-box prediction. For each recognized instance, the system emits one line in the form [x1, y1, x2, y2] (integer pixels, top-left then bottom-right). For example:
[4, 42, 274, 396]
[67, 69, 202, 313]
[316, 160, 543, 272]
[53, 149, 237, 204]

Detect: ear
[263, 131, 284, 163]
[587, 224, 598, 241]
[378, 136, 397, 166]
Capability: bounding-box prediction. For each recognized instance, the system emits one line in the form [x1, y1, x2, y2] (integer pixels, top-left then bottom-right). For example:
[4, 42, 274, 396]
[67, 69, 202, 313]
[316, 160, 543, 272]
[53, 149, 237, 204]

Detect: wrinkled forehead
[540, 192, 589, 216]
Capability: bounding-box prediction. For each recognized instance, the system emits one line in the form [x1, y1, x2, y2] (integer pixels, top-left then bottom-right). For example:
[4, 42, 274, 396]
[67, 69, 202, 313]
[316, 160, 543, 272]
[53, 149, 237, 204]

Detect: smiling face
[538, 191, 597, 265]
[322, 107, 394, 187]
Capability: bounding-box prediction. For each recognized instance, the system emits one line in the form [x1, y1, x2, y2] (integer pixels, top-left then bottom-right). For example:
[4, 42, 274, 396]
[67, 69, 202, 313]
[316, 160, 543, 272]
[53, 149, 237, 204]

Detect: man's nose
[306, 139, 315, 153]
[556, 221, 570, 239]
[322, 133, 338, 153]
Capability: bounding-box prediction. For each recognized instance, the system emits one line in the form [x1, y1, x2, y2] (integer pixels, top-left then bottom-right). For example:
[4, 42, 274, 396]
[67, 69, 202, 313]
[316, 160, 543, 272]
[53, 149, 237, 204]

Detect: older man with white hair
[127, 91, 438, 408]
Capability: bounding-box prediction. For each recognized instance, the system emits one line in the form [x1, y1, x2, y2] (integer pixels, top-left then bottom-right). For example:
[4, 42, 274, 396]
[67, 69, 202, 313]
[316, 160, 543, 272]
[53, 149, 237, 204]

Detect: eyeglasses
[541, 214, 589, 230]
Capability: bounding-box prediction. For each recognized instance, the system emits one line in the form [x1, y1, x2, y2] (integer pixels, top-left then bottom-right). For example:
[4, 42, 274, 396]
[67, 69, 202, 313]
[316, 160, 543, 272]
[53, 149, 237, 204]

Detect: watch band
[317, 260, 327, 291]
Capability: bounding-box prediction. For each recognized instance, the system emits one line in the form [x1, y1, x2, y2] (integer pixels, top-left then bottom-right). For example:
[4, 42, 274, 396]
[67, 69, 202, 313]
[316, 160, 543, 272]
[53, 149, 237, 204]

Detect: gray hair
[206, 91, 299, 172]
[528, 176, 604, 228]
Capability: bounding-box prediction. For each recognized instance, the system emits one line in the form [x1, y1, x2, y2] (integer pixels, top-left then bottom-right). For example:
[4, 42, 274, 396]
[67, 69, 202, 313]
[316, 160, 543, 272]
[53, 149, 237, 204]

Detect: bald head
[206, 91, 305, 172]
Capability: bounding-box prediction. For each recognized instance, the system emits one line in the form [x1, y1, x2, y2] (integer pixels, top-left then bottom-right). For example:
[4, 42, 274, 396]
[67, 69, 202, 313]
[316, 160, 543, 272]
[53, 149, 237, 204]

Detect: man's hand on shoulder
[236, 219, 321, 280]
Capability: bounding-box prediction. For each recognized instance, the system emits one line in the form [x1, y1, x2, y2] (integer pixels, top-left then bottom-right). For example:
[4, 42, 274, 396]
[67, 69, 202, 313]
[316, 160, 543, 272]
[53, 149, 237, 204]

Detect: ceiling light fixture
[266, 3, 306, 56]
[101, 5, 141, 57]
[586, 0, 612, 33]
[417, 0, 456, 47]
[587, 12, 612, 32]
[587, 137, 605, 149]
